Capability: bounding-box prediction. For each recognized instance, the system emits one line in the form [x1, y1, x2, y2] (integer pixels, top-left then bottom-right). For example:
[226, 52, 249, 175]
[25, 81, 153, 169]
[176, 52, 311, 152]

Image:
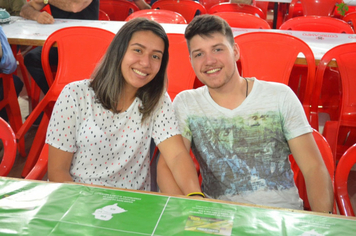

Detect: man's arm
[288, 133, 334, 213]
[20, 0, 54, 24]
[48, 145, 74, 183]
[157, 135, 201, 195]
[46, 0, 93, 13]
[157, 137, 192, 195]
[133, 0, 151, 10]
[0, 27, 17, 74]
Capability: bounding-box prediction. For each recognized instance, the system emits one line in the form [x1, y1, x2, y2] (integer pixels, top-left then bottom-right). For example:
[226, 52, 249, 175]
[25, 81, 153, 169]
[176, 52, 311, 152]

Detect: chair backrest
[125, 9, 187, 24]
[99, 0, 139, 21]
[279, 16, 355, 34]
[152, 0, 207, 23]
[212, 12, 271, 29]
[234, 32, 316, 126]
[42, 26, 115, 90]
[25, 143, 49, 180]
[0, 118, 17, 176]
[208, 3, 266, 19]
[199, 0, 229, 11]
[335, 143, 356, 216]
[99, 9, 110, 21]
[343, 11, 356, 31]
[289, 129, 336, 212]
[312, 43, 356, 159]
[300, 0, 339, 17]
[166, 33, 196, 100]
[285, 0, 303, 20]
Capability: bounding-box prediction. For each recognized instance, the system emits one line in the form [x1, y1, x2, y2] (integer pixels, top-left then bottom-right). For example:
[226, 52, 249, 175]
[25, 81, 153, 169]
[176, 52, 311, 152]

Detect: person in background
[20, 0, 100, 96]
[0, 26, 23, 121]
[0, 0, 26, 16]
[157, 15, 334, 213]
[46, 18, 203, 196]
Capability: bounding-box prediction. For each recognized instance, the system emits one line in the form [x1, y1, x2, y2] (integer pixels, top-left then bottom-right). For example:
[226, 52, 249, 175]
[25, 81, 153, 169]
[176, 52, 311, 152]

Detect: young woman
[46, 18, 202, 195]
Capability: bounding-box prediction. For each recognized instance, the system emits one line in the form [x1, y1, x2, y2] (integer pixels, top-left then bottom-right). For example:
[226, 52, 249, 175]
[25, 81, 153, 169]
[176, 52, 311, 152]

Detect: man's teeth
[206, 68, 220, 74]
[133, 69, 147, 76]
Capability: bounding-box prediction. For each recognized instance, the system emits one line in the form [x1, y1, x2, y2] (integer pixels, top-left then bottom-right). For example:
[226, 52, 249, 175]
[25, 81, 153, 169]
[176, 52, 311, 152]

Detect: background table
[4, 16, 356, 65]
[0, 177, 355, 235]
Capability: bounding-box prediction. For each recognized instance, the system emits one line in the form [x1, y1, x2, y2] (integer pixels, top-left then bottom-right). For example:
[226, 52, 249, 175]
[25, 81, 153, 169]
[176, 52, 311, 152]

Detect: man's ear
[234, 43, 240, 62]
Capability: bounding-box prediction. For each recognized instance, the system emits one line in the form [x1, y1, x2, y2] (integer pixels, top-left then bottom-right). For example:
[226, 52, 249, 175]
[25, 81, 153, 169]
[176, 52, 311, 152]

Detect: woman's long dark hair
[90, 18, 169, 123]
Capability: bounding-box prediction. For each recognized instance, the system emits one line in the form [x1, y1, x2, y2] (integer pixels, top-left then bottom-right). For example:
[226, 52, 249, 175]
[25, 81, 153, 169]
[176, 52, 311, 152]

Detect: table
[3, 16, 356, 65]
[0, 177, 355, 235]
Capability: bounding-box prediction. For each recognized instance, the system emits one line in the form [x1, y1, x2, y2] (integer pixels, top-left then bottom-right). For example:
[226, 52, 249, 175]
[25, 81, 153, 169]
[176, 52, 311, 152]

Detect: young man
[157, 15, 334, 213]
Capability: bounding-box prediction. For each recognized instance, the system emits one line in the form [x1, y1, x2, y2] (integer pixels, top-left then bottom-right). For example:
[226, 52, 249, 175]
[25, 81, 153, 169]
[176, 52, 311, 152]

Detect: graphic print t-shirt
[173, 78, 312, 210]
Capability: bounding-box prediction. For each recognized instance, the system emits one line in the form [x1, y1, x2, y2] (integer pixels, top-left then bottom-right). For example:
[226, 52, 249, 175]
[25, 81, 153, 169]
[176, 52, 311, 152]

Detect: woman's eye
[152, 54, 161, 60]
[133, 48, 141, 53]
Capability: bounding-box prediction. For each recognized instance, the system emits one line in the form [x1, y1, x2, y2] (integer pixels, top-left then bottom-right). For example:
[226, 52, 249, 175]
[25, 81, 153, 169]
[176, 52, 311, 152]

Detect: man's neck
[208, 76, 250, 110]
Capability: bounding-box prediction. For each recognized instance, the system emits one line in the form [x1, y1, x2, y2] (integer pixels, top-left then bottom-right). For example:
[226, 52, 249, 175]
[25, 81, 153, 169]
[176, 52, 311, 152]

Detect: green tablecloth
[0, 178, 355, 235]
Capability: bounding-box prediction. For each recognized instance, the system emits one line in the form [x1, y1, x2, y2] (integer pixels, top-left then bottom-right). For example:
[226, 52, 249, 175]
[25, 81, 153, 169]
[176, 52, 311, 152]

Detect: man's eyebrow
[191, 43, 225, 54]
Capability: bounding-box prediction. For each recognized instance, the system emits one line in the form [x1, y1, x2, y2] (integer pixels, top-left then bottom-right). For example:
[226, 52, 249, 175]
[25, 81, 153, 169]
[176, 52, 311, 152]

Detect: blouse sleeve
[151, 92, 181, 145]
[45, 84, 78, 152]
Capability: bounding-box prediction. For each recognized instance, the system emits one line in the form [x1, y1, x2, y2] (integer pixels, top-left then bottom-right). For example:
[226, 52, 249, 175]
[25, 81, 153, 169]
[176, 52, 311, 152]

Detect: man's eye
[194, 53, 202, 58]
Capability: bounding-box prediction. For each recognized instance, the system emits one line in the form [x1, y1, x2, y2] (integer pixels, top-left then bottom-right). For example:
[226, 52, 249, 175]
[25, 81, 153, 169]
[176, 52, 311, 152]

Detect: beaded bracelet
[187, 192, 205, 198]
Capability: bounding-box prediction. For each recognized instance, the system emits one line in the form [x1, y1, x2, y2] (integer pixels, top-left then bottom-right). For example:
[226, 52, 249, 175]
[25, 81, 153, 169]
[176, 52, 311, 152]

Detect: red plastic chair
[311, 43, 356, 163]
[166, 33, 196, 102]
[212, 12, 271, 29]
[99, 9, 110, 21]
[150, 33, 197, 169]
[152, 0, 207, 23]
[25, 143, 48, 180]
[343, 11, 356, 31]
[285, 0, 304, 20]
[16, 27, 115, 177]
[335, 143, 356, 216]
[208, 3, 266, 19]
[0, 73, 25, 157]
[125, 9, 187, 24]
[280, 16, 355, 34]
[199, 0, 229, 11]
[0, 117, 17, 176]
[289, 129, 337, 213]
[100, 0, 139, 21]
[234, 32, 316, 128]
[300, 0, 340, 17]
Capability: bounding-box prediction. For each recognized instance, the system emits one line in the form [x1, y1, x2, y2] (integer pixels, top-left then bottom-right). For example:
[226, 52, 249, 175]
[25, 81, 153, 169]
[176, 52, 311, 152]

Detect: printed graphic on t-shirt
[186, 111, 294, 198]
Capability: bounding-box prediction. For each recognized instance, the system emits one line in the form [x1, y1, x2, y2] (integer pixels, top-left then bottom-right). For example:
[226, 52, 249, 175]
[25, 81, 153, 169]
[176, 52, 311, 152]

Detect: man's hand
[36, 11, 55, 24]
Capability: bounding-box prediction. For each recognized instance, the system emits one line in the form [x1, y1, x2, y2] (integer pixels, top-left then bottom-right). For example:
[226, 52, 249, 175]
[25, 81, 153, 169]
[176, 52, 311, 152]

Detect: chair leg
[1, 75, 26, 157]
[21, 113, 49, 177]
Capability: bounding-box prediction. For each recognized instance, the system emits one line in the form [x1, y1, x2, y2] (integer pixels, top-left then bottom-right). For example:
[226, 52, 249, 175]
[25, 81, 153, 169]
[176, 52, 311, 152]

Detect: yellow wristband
[44, 0, 48, 4]
[187, 192, 205, 198]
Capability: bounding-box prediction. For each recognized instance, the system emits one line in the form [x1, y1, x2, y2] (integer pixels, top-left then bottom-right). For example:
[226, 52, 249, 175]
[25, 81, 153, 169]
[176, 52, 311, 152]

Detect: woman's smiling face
[121, 30, 165, 92]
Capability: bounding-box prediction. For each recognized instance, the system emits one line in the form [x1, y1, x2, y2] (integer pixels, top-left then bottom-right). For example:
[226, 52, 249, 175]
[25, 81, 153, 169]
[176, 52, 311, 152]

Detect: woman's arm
[157, 135, 201, 195]
[157, 137, 193, 195]
[48, 145, 74, 183]
[289, 133, 334, 213]
[133, 0, 151, 10]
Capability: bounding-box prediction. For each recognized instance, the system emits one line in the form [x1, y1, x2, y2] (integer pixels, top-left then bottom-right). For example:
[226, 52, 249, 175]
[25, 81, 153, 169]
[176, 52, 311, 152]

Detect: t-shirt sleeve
[173, 92, 193, 142]
[46, 84, 78, 152]
[281, 86, 313, 141]
[151, 92, 181, 145]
